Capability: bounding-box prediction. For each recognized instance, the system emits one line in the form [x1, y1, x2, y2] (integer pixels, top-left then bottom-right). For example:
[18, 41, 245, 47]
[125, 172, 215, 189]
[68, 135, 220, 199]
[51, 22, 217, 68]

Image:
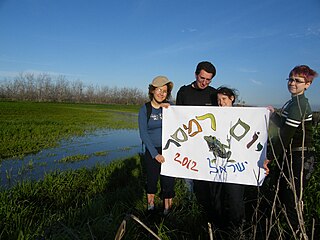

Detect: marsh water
[0, 129, 141, 188]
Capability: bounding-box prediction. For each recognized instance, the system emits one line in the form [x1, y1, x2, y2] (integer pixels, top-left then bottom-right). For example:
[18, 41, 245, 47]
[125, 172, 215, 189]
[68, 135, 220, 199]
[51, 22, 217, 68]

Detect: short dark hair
[195, 61, 216, 78]
[217, 86, 238, 105]
[289, 65, 318, 84]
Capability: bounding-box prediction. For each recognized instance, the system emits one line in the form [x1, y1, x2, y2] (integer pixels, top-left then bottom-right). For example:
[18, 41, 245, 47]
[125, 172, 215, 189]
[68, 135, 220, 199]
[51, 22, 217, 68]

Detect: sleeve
[270, 112, 282, 128]
[267, 124, 296, 161]
[138, 105, 159, 158]
[268, 106, 303, 161]
[176, 87, 184, 105]
[210, 88, 218, 106]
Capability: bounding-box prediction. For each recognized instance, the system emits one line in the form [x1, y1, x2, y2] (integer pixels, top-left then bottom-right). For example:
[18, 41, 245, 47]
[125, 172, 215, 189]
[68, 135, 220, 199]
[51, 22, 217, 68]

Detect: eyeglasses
[287, 77, 305, 84]
[155, 88, 168, 94]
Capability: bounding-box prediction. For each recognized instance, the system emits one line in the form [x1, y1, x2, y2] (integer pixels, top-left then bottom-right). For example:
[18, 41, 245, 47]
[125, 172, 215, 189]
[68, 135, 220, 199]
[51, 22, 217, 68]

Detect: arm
[160, 102, 170, 108]
[270, 112, 282, 128]
[175, 87, 184, 105]
[264, 124, 296, 175]
[264, 103, 300, 174]
[138, 105, 159, 159]
[267, 105, 282, 127]
[270, 124, 297, 160]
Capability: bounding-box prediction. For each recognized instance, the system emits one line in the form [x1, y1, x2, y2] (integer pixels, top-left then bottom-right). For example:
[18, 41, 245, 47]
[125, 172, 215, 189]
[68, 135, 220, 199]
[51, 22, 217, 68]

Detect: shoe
[163, 208, 170, 216]
[147, 204, 155, 211]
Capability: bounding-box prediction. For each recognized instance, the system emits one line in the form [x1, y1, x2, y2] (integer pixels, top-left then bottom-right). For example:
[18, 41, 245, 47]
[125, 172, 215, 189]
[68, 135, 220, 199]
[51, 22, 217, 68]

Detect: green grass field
[0, 101, 319, 239]
[0, 101, 139, 160]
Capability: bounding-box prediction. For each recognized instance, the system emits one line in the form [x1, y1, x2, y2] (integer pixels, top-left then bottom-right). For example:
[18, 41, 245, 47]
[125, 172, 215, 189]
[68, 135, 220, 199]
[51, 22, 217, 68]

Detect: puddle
[0, 129, 142, 188]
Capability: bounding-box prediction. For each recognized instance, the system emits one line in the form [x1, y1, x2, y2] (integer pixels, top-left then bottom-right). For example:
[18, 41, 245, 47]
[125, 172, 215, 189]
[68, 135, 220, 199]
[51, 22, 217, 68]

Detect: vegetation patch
[0, 101, 139, 160]
[57, 154, 89, 163]
[93, 151, 109, 156]
[118, 146, 133, 151]
[1, 143, 319, 239]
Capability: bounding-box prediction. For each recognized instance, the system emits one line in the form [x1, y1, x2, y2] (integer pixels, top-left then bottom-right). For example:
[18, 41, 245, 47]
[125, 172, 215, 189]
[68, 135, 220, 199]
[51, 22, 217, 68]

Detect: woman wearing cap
[138, 76, 175, 215]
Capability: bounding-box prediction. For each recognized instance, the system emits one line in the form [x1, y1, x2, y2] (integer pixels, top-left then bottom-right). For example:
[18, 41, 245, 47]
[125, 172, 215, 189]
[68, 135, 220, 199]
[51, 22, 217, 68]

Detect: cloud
[250, 79, 262, 85]
[181, 28, 197, 33]
[306, 26, 320, 37]
[238, 67, 258, 73]
[289, 25, 320, 38]
[230, 29, 279, 40]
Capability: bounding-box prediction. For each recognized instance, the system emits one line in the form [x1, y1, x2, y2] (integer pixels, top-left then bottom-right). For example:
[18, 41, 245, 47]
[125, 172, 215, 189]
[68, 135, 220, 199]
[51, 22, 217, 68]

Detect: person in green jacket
[264, 65, 318, 236]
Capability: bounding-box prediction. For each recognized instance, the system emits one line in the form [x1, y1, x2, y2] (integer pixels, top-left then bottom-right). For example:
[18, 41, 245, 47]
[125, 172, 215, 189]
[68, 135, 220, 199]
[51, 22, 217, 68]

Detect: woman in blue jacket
[138, 76, 175, 215]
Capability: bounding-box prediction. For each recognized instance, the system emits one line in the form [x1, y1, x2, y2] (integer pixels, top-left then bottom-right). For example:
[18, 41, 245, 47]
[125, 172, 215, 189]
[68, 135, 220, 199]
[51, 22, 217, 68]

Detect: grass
[57, 154, 89, 163]
[0, 148, 319, 239]
[0, 155, 209, 240]
[93, 151, 109, 156]
[0, 101, 319, 239]
[0, 101, 139, 160]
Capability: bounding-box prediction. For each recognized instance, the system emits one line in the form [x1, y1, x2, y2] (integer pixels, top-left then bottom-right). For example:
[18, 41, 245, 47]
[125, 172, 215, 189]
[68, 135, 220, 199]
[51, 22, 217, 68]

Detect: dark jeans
[278, 151, 316, 231]
[144, 147, 175, 199]
[194, 180, 245, 229]
[194, 180, 211, 216]
[211, 182, 245, 229]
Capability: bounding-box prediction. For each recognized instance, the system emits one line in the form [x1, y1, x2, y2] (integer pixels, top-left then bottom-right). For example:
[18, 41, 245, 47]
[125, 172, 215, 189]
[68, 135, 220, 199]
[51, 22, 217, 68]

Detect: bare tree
[71, 80, 84, 103]
[0, 72, 148, 104]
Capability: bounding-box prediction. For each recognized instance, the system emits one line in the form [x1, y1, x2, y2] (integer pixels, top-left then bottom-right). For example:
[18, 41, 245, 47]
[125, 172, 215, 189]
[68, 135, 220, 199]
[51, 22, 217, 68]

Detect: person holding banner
[210, 86, 246, 234]
[263, 65, 318, 235]
[175, 60, 218, 218]
[138, 76, 175, 215]
[176, 61, 218, 106]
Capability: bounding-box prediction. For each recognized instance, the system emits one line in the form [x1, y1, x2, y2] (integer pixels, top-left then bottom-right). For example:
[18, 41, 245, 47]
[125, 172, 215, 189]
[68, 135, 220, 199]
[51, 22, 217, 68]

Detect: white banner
[161, 106, 270, 186]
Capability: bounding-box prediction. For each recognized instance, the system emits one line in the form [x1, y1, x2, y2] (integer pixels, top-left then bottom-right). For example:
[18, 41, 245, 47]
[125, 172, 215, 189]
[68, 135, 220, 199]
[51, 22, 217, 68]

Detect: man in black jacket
[176, 61, 218, 223]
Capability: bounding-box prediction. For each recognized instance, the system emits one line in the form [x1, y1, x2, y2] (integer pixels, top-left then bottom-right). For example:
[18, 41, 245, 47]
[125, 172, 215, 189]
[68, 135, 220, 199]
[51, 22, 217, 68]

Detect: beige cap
[150, 76, 173, 89]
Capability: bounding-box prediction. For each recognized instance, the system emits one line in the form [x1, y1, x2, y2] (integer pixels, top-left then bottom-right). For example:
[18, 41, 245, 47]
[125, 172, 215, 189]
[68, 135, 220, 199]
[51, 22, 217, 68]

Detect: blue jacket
[138, 104, 163, 158]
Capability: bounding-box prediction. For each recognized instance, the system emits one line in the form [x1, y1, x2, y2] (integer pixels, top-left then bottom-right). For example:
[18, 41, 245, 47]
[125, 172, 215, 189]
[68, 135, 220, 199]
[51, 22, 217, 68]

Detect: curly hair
[148, 83, 173, 101]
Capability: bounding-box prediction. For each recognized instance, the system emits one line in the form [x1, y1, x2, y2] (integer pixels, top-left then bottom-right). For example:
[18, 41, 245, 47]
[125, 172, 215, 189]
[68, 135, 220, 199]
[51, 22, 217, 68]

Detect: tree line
[0, 73, 148, 105]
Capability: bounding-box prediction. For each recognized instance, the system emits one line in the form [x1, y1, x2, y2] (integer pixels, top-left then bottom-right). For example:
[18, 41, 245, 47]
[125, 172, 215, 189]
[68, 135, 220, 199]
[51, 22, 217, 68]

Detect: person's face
[217, 93, 234, 107]
[195, 69, 213, 89]
[152, 85, 168, 103]
[287, 75, 310, 96]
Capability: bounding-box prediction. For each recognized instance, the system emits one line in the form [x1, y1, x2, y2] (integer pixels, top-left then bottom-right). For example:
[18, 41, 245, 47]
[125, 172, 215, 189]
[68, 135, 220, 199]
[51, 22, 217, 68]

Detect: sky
[1, 0, 320, 109]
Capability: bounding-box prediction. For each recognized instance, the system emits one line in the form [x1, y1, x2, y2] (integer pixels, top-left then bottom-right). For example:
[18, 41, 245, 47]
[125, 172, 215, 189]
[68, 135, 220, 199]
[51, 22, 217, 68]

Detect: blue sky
[1, 0, 320, 109]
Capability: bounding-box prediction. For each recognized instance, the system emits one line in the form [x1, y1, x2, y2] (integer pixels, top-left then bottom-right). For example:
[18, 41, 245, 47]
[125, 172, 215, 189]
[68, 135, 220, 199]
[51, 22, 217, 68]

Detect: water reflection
[0, 129, 141, 188]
